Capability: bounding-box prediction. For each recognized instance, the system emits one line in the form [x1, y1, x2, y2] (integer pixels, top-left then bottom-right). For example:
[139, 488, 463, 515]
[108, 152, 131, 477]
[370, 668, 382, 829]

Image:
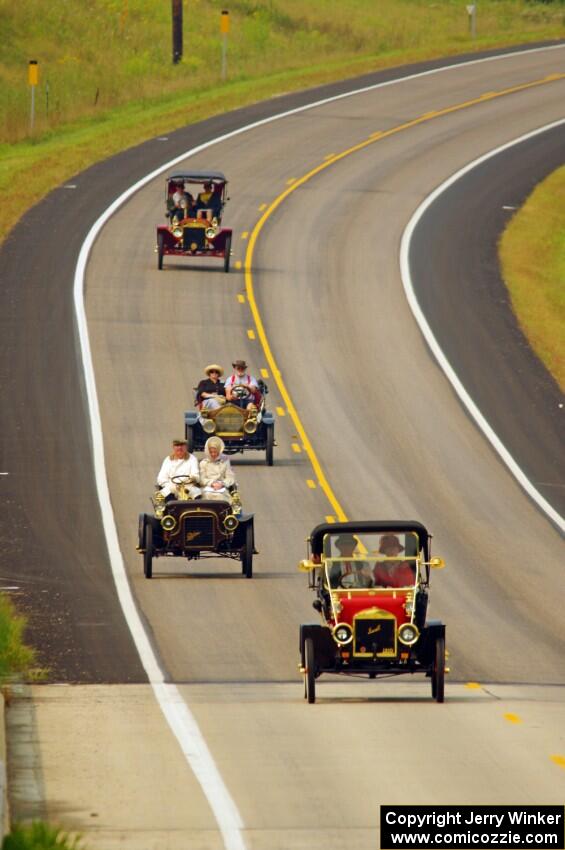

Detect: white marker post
[28, 60, 38, 133]
[466, 4, 477, 38]
[221, 10, 229, 81]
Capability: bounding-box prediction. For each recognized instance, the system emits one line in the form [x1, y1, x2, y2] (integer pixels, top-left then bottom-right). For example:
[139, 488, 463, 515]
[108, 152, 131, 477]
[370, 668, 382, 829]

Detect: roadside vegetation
[0, 596, 36, 683]
[499, 167, 565, 390]
[2, 822, 82, 849]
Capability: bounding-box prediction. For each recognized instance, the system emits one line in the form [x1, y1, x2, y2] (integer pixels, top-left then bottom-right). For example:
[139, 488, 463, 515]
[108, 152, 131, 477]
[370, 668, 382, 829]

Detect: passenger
[199, 436, 236, 500]
[195, 365, 226, 410]
[156, 439, 201, 500]
[330, 534, 373, 588]
[373, 534, 416, 588]
[224, 359, 261, 409]
[196, 181, 221, 219]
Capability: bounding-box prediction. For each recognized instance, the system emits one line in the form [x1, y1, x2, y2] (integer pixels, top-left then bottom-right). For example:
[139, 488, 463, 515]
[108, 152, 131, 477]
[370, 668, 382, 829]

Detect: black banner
[380, 806, 564, 849]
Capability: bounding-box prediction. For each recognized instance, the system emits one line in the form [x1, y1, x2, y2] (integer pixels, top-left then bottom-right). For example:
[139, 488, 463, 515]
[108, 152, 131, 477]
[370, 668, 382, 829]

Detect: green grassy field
[0, 0, 563, 384]
[499, 167, 565, 390]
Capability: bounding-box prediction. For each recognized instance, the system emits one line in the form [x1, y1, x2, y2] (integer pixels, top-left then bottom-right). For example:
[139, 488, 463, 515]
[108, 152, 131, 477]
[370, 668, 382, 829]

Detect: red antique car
[156, 171, 232, 272]
[298, 520, 447, 703]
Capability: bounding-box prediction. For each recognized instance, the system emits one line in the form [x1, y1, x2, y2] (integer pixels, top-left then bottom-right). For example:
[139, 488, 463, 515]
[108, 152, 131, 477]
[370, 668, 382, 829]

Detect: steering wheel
[171, 474, 196, 485]
[338, 572, 356, 589]
[231, 385, 249, 399]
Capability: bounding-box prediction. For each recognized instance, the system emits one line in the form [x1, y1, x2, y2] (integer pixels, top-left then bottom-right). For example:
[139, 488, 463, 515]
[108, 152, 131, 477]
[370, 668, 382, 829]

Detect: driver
[329, 534, 374, 588]
[224, 359, 261, 410]
[170, 181, 195, 222]
[373, 534, 415, 588]
[156, 439, 201, 501]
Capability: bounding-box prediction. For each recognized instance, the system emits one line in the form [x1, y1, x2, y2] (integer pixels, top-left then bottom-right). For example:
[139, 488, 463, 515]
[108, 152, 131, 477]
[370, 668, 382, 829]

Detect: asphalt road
[2, 43, 565, 849]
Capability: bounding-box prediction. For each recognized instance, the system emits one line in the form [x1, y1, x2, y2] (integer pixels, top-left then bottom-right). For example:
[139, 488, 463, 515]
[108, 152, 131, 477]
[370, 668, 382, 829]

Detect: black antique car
[156, 171, 232, 272]
[185, 380, 275, 465]
[298, 520, 447, 703]
[138, 478, 255, 578]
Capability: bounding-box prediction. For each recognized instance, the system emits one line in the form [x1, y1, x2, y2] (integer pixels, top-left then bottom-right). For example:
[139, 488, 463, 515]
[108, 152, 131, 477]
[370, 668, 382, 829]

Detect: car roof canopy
[168, 171, 227, 183]
[309, 520, 430, 558]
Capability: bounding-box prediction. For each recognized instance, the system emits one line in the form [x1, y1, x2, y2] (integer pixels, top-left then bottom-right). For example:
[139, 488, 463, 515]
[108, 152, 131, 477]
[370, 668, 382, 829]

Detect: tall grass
[2, 822, 82, 849]
[0, 595, 36, 682]
[1, 0, 564, 143]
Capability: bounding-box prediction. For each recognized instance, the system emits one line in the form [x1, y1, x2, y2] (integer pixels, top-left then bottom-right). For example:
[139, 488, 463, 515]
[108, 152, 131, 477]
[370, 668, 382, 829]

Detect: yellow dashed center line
[258, 203, 267, 211]
[291, 443, 302, 454]
[235, 260, 242, 270]
[237, 293, 245, 303]
[247, 329, 255, 340]
[551, 755, 565, 769]
[241, 231, 249, 240]
[325, 515, 336, 524]
[306, 479, 317, 489]
[465, 682, 482, 690]
[260, 368, 269, 378]
[276, 406, 286, 417]
[243, 72, 564, 524]
[503, 713, 522, 724]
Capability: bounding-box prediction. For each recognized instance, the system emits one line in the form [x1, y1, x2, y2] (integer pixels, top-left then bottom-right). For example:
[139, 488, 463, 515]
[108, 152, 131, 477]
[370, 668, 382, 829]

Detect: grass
[499, 167, 565, 390]
[0, 595, 37, 683]
[2, 823, 83, 849]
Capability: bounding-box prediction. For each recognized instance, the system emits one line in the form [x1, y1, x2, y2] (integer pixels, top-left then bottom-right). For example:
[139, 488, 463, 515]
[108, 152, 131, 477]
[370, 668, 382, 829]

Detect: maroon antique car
[156, 171, 232, 272]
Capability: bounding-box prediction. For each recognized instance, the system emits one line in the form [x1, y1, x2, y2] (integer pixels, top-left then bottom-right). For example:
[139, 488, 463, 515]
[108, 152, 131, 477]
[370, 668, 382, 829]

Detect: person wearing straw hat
[195, 364, 226, 410]
[373, 534, 415, 588]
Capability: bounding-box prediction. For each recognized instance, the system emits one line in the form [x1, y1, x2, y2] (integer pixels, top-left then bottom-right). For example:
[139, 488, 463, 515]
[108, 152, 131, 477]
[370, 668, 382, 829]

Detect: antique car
[185, 380, 275, 465]
[156, 171, 232, 272]
[298, 520, 447, 703]
[138, 476, 255, 578]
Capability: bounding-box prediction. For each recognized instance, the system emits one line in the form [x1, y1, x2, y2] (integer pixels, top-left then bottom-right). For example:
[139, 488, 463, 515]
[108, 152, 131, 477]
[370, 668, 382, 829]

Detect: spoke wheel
[431, 635, 445, 703]
[305, 637, 316, 704]
[223, 235, 232, 273]
[143, 523, 153, 579]
[157, 232, 164, 270]
[241, 523, 253, 578]
[265, 425, 274, 466]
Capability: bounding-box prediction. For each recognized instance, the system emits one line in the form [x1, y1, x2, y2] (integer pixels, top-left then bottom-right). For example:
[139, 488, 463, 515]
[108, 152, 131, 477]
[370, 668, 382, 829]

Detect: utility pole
[172, 0, 183, 64]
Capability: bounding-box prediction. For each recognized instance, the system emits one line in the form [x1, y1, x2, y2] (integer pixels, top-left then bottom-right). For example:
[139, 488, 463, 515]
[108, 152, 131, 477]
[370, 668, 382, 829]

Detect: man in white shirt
[157, 439, 201, 500]
[224, 359, 261, 409]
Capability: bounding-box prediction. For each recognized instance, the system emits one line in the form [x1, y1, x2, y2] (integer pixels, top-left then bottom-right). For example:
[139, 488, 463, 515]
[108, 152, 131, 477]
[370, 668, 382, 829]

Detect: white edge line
[72, 43, 565, 850]
[400, 118, 565, 536]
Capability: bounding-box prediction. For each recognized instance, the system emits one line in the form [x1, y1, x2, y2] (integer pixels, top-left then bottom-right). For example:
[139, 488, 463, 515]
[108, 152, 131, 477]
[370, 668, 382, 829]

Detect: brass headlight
[223, 514, 239, 532]
[161, 515, 177, 532]
[172, 226, 183, 238]
[202, 419, 216, 434]
[205, 227, 217, 239]
[332, 622, 353, 645]
[243, 419, 257, 434]
[398, 623, 420, 646]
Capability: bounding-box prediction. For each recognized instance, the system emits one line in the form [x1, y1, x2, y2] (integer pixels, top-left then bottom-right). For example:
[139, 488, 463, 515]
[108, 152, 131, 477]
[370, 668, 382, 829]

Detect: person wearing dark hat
[156, 439, 201, 500]
[195, 364, 226, 410]
[170, 181, 195, 222]
[373, 534, 415, 588]
[224, 359, 261, 409]
[329, 534, 374, 588]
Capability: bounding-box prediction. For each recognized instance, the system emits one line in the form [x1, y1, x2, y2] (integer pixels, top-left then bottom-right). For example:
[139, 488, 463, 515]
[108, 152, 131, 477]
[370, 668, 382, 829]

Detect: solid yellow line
[551, 755, 565, 769]
[258, 203, 267, 211]
[244, 73, 565, 523]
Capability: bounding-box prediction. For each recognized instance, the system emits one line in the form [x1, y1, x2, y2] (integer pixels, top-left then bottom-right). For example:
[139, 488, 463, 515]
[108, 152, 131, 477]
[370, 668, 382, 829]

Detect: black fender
[299, 623, 337, 670]
[416, 620, 446, 667]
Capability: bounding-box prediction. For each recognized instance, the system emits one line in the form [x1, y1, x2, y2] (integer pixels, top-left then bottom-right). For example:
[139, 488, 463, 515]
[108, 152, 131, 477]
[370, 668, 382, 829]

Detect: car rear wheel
[265, 425, 274, 466]
[223, 235, 231, 273]
[431, 635, 445, 703]
[144, 523, 153, 579]
[157, 232, 164, 270]
[185, 424, 194, 453]
[305, 638, 316, 704]
[241, 523, 253, 578]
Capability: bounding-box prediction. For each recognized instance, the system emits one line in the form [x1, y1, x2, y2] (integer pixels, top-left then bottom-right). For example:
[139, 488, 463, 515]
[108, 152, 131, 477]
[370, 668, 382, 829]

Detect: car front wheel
[144, 523, 153, 579]
[431, 635, 445, 703]
[305, 637, 316, 704]
[241, 523, 253, 578]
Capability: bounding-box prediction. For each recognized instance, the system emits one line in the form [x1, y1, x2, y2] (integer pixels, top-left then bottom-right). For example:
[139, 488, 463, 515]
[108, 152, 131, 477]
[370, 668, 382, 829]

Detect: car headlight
[172, 227, 183, 238]
[398, 623, 420, 646]
[161, 515, 177, 532]
[332, 623, 353, 645]
[202, 419, 216, 434]
[243, 419, 257, 434]
[205, 227, 217, 239]
[223, 514, 239, 532]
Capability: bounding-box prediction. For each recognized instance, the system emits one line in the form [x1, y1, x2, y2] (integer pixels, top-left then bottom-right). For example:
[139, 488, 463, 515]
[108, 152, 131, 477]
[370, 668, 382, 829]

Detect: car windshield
[322, 531, 420, 590]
